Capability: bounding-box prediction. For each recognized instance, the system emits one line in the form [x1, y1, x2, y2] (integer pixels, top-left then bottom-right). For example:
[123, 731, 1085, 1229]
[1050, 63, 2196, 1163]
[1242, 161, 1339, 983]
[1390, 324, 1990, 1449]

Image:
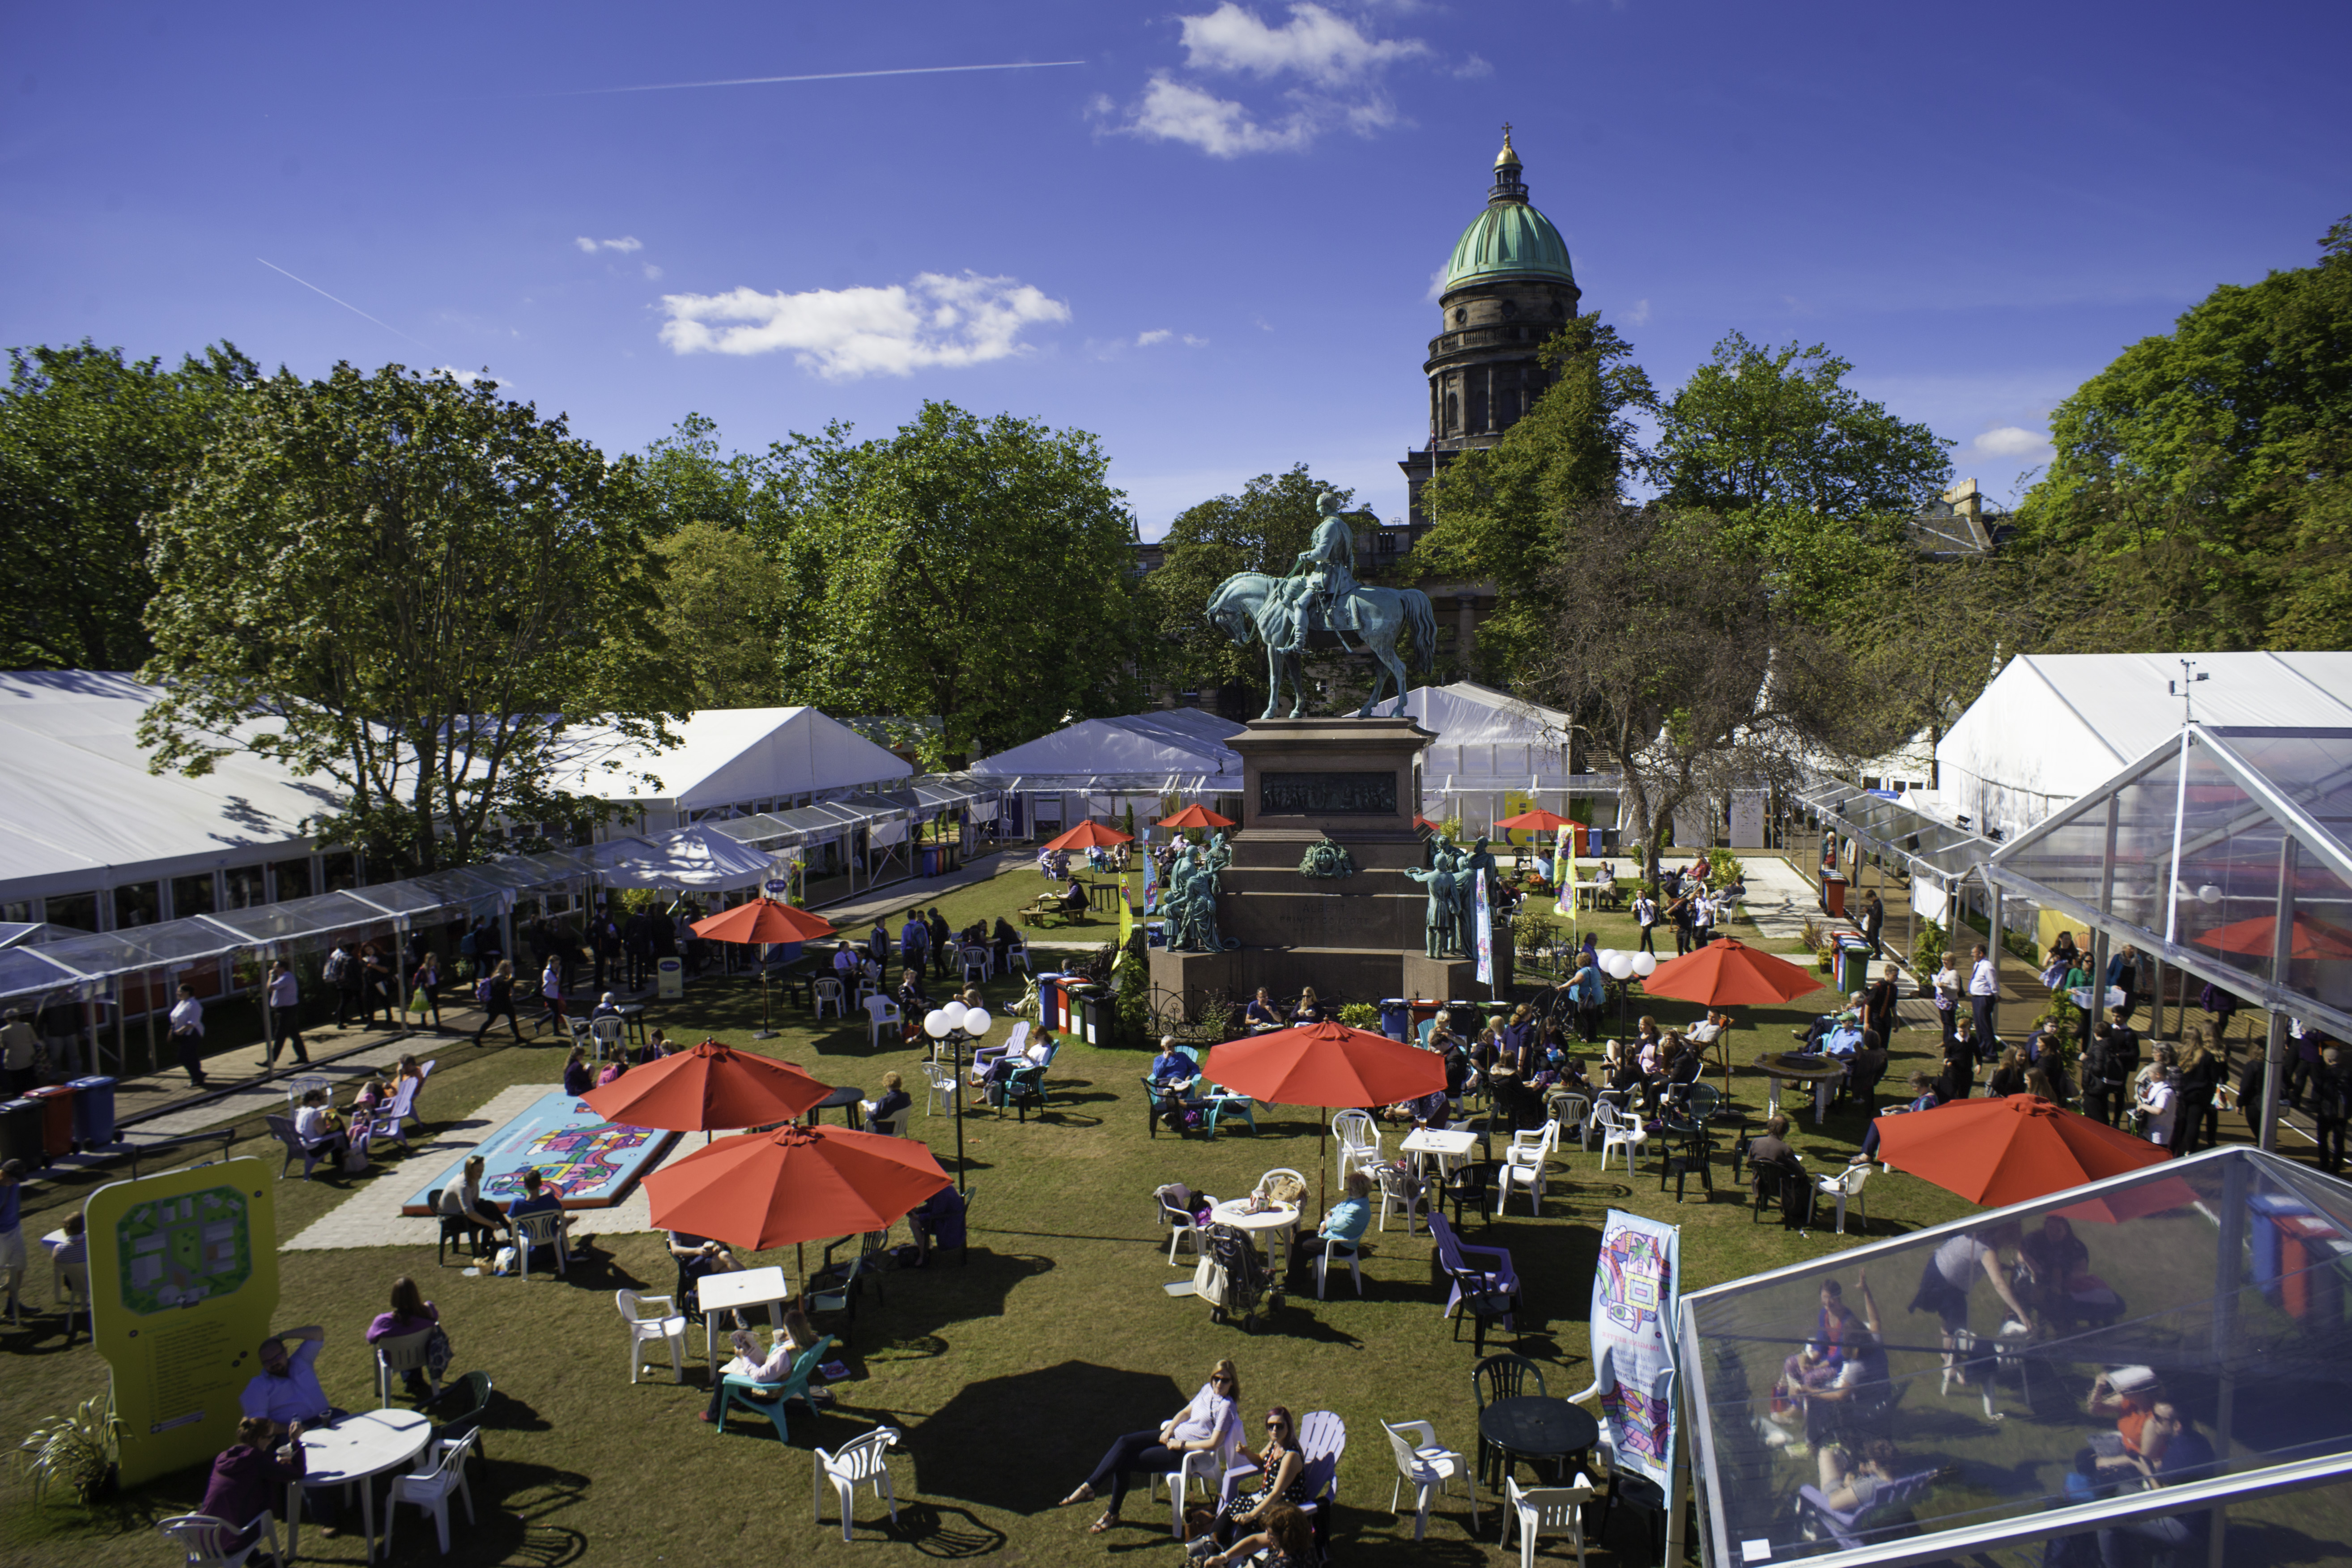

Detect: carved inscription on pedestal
[1259, 771, 1397, 816]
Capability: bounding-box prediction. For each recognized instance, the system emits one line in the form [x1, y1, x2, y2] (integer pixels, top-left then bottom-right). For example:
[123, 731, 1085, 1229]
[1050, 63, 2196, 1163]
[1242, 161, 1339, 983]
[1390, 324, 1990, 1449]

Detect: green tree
[639, 412, 795, 540]
[138, 363, 688, 875]
[652, 519, 789, 709]
[1146, 464, 1356, 705]
[2016, 215, 2352, 649]
[769, 401, 1143, 765]
[1415, 314, 1656, 684]
[0, 340, 259, 670]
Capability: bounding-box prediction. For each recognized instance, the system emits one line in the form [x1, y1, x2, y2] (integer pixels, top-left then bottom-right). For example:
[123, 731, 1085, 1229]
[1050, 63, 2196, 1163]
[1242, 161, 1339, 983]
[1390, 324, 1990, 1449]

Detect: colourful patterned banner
[1577, 1208, 1680, 1488]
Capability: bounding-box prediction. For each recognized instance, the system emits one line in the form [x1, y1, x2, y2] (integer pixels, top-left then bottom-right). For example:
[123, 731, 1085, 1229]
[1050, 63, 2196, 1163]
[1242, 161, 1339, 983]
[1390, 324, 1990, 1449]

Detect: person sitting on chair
[667, 1229, 741, 1317]
[505, 1169, 570, 1263]
[864, 1071, 911, 1131]
[702, 1306, 821, 1424]
[1295, 1170, 1371, 1282]
[562, 1046, 594, 1097]
[239, 1325, 332, 1439]
[1202, 1501, 1314, 1568]
[1243, 987, 1283, 1033]
[1815, 1438, 1903, 1516]
[1747, 1114, 1808, 1225]
[1152, 1038, 1199, 1094]
[437, 1155, 511, 1254]
[1059, 1359, 1242, 1534]
[906, 1183, 966, 1267]
[199, 1415, 310, 1559]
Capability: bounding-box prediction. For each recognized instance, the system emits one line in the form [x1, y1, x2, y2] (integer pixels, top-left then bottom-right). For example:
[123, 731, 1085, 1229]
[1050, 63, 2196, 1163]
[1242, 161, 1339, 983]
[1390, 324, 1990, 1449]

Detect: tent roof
[969, 710, 1245, 791]
[1404, 680, 1575, 749]
[0, 671, 331, 899]
[553, 706, 910, 812]
[1680, 1145, 2352, 1568]
[1939, 653, 2352, 818]
[581, 824, 778, 891]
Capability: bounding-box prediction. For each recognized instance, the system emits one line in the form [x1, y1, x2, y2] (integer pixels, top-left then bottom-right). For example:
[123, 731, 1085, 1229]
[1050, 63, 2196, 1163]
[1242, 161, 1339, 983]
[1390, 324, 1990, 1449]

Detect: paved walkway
[284, 1083, 657, 1251]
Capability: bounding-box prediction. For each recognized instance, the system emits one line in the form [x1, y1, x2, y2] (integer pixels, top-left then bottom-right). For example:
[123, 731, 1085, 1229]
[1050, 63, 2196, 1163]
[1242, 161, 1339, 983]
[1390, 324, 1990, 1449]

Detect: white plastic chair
[512, 1211, 567, 1280]
[863, 994, 902, 1049]
[814, 1426, 901, 1542]
[1816, 1163, 1871, 1234]
[55, 1258, 91, 1345]
[374, 1325, 438, 1407]
[863, 1105, 910, 1138]
[1597, 1105, 1647, 1174]
[1004, 938, 1031, 974]
[1497, 1122, 1559, 1217]
[385, 1429, 478, 1555]
[155, 1511, 282, 1568]
[589, 1015, 626, 1062]
[1505, 1473, 1594, 1568]
[1375, 1162, 1427, 1236]
[812, 977, 846, 1020]
[564, 1016, 595, 1057]
[921, 1059, 957, 1116]
[1156, 1186, 1204, 1265]
[1551, 1092, 1592, 1151]
[1315, 1232, 1364, 1300]
[616, 1289, 686, 1384]
[961, 944, 991, 985]
[1873, 1105, 1910, 1173]
[1333, 1110, 1382, 1179]
[1383, 1419, 1478, 1542]
[1155, 1418, 1251, 1536]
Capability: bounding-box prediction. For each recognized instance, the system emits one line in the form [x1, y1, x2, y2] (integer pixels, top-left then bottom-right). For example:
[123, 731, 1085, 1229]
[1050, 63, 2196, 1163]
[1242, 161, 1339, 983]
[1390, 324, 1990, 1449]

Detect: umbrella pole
[1318, 1110, 1328, 1220]
[754, 967, 777, 1041]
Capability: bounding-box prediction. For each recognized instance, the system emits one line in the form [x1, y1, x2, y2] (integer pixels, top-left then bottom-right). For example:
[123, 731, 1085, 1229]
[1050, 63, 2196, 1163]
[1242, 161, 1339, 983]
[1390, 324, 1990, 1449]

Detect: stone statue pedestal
[1147, 714, 1511, 1022]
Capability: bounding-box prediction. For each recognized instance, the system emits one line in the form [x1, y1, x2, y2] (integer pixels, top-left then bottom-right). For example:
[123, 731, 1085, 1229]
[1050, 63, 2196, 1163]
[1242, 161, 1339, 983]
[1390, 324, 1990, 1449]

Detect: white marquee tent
[1404, 681, 1633, 836]
[554, 705, 912, 832]
[1935, 652, 2352, 841]
[969, 710, 1244, 830]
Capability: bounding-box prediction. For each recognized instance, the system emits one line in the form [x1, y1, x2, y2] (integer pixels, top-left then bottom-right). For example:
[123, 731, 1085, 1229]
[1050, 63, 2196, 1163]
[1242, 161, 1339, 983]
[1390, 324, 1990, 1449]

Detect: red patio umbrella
[1158, 804, 1237, 829]
[692, 898, 839, 1039]
[1494, 808, 1577, 834]
[1414, 816, 1443, 833]
[580, 1040, 830, 1137]
[2191, 912, 2352, 962]
[1640, 937, 1828, 1091]
[1871, 1094, 2171, 1210]
[1208, 1020, 1446, 1211]
[643, 1122, 951, 1255]
[1042, 820, 1132, 851]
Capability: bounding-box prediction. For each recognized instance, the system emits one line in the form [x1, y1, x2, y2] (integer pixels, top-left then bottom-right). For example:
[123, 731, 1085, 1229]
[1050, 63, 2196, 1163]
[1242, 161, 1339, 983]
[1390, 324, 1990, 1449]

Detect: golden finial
[1495, 123, 1519, 168]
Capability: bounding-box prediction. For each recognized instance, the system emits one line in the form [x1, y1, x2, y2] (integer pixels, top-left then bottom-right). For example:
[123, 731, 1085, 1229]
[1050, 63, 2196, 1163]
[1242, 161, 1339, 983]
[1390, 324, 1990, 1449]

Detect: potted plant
[16, 1393, 123, 1505]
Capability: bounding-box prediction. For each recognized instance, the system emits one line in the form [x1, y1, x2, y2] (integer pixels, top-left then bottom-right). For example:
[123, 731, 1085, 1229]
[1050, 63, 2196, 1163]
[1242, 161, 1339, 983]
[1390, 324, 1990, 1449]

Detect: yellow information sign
[83, 1157, 280, 1487]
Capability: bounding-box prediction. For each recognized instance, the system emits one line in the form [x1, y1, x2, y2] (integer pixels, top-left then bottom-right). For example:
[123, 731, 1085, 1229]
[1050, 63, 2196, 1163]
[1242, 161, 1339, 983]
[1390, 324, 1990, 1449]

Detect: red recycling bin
[26, 1083, 77, 1160]
[2279, 1214, 2346, 1324]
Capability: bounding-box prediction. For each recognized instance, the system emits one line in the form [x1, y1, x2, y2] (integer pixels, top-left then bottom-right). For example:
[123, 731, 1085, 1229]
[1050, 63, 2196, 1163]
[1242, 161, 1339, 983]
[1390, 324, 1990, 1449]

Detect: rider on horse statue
[1269, 488, 1361, 655]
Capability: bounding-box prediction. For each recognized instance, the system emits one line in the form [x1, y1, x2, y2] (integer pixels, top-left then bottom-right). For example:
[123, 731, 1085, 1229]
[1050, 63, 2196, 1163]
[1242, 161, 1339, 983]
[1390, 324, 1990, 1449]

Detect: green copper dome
[1442, 131, 1575, 292]
[1444, 200, 1575, 291]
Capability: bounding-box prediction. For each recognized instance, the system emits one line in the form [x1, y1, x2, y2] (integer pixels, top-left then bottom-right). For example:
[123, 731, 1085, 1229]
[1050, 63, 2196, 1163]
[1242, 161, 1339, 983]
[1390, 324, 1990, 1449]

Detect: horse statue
[1207, 571, 1438, 720]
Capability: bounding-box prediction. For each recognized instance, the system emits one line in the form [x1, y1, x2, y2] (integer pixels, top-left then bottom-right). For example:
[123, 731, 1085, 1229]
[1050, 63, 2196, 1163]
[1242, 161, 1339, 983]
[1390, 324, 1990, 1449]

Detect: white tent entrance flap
[868, 819, 908, 848]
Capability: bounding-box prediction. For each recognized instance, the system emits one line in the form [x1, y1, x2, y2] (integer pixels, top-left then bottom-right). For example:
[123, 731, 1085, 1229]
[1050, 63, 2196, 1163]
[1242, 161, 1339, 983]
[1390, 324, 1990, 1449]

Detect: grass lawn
[0, 858, 2300, 1566]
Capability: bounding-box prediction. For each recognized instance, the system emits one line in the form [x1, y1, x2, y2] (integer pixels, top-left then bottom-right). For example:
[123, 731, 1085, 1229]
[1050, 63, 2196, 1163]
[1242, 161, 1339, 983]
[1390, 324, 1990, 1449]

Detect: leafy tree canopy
[2016, 215, 2352, 649]
[652, 519, 788, 710]
[0, 340, 259, 671]
[769, 400, 1144, 766]
[139, 362, 688, 875]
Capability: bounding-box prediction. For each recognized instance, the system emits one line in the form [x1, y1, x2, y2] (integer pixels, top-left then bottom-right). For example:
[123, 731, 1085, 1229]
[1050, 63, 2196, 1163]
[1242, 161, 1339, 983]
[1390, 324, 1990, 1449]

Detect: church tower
[1395, 129, 1583, 546]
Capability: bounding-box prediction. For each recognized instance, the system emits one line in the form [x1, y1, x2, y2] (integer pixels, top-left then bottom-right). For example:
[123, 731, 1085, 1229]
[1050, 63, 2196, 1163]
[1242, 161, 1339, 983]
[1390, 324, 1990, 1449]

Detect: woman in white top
[535, 956, 567, 1036]
[1060, 1358, 1241, 1535]
[2136, 1045, 2180, 1149]
[704, 1306, 819, 1424]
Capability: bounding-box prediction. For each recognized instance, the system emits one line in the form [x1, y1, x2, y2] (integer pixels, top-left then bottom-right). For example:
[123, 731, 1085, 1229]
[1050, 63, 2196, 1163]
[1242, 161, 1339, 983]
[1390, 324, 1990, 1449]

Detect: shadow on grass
[916, 1361, 1188, 1512]
[894, 1500, 1010, 1558]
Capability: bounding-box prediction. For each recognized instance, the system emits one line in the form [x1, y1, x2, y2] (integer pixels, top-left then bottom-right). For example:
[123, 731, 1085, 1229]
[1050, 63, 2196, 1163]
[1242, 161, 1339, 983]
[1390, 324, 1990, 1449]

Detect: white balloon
[961, 1008, 993, 1036]
[1604, 952, 1636, 980]
[1630, 951, 1659, 977]
[923, 1009, 950, 1039]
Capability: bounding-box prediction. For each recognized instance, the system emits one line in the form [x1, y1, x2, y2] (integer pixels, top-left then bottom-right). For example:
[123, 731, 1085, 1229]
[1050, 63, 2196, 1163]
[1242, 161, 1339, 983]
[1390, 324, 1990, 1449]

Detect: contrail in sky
[548, 59, 1086, 96]
[256, 258, 434, 350]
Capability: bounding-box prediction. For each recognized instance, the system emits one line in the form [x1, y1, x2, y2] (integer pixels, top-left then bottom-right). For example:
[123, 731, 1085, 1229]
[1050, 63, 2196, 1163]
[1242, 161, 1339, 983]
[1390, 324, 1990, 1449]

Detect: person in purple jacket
[196, 1415, 307, 1555]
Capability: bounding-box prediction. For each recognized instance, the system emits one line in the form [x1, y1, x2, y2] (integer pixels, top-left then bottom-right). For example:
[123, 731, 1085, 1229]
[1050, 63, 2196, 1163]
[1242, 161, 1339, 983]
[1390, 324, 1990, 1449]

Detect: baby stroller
[1204, 1224, 1270, 1333]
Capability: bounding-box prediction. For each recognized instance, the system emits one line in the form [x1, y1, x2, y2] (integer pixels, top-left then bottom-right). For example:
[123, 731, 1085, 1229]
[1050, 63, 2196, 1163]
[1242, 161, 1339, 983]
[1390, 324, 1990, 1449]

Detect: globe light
[1631, 951, 1659, 978]
[1604, 952, 1636, 981]
[962, 1008, 993, 1036]
[939, 1001, 969, 1033]
[2196, 884, 2223, 906]
[923, 1009, 951, 1039]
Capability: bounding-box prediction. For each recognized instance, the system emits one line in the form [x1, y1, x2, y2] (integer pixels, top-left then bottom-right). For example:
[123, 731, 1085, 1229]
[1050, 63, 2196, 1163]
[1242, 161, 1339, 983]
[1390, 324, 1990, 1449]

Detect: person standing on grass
[927, 908, 953, 980]
[900, 911, 930, 981]
[472, 961, 523, 1046]
[1862, 889, 1885, 957]
[408, 948, 443, 1034]
[1967, 943, 1998, 1052]
[325, 940, 362, 1030]
[0, 1007, 38, 1096]
[535, 955, 567, 1037]
[1632, 886, 1659, 955]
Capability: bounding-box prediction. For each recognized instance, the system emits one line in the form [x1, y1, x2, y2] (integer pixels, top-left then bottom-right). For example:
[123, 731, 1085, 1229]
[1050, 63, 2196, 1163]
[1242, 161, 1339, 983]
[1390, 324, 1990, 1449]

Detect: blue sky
[4, 1, 2345, 536]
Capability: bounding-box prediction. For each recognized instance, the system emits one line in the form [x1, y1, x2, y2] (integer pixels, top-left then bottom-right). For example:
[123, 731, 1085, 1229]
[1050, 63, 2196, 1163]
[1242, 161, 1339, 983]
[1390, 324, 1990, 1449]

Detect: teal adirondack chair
[715, 1334, 835, 1443]
[1000, 1040, 1061, 1122]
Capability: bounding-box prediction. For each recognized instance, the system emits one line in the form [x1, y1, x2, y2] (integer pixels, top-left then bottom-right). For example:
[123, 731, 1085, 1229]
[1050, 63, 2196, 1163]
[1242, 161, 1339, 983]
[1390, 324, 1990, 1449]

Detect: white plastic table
[698, 1265, 792, 1381]
[1400, 1127, 1478, 1177]
[291, 1408, 431, 1562]
[1210, 1198, 1299, 1283]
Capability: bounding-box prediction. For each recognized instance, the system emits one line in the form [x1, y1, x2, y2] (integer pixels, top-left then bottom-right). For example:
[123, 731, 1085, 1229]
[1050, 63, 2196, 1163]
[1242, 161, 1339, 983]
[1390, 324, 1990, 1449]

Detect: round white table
[1209, 1199, 1299, 1291]
[291, 1408, 432, 1562]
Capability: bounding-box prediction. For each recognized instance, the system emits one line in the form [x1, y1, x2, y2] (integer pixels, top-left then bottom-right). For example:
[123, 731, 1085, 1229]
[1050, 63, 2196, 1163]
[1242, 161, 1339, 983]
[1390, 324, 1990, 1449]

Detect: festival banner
[1556, 846, 1581, 923]
[1571, 1208, 1680, 1492]
[1473, 869, 1494, 987]
[85, 1158, 281, 1486]
[1118, 879, 1134, 947]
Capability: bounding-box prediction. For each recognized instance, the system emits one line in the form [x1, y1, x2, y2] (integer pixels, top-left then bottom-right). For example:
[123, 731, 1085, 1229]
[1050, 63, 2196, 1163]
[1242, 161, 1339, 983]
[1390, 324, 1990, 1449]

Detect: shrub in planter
[1337, 1003, 1381, 1032]
[16, 1393, 123, 1505]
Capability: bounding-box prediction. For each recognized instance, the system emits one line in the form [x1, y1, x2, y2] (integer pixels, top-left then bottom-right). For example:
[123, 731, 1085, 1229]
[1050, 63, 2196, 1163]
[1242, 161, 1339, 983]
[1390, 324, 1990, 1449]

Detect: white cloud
[1452, 53, 1493, 79]
[657, 271, 1071, 378]
[1973, 425, 2047, 456]
[575, 235, 642, 254]
[1128, 74, 1315, 157]
[1182, 333, 1209, 347]
[1621, 298, 1651, 327]
[1180, 1, 1428, 85]
[1136, 328, 1174, 347]
[429, 366, 506, 391]
[1107, 2, 1433, 157]
[642, 263, 663, 281]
